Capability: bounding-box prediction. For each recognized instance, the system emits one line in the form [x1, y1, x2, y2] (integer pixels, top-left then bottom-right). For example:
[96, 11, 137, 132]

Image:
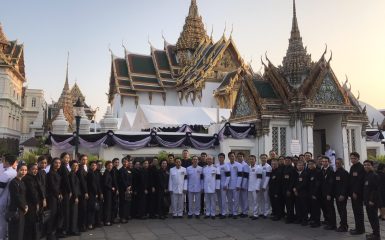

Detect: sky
[1, 0, 385, 120]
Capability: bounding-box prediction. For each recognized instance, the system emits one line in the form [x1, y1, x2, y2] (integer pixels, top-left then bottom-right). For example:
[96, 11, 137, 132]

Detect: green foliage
[157, 150, 171, 161]
[21, 152, 38, 165]
[368, 155, 385, 164]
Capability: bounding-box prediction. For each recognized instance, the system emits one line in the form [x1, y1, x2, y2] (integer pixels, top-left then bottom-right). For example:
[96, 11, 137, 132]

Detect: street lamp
[73, 97, 84, 160]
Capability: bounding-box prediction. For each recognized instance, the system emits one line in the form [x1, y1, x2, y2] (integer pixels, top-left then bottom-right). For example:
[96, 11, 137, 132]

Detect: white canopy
[119, 112, 137, 131]
[129, 105, 231, 131]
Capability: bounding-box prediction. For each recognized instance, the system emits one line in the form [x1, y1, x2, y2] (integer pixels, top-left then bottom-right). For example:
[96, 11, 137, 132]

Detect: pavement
[66, 202, 384, 240]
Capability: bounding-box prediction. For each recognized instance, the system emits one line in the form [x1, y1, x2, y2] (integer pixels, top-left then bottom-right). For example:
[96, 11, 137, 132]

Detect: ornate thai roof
[176, 0, 208, 52]
[0, 23, 9, 45]
[279, 0, 312, 87]
[57, 56, 74, 126]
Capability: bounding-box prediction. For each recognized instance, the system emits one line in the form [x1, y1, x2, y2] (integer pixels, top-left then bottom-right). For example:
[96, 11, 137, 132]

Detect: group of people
[0, 149, 384, 240]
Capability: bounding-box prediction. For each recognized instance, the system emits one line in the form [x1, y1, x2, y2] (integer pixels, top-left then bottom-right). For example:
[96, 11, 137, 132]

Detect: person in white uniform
[186, 156, 203, 218]
[202, 155, 220, 219]
[248, 155, 262, 220]
[216, 153, 230, 218]
[258, 154, 272, 218]
[237, 152, 249, 218]
[227, 152, 243, 218]
[0, 154, 18, 239]
[169, 158, 187, 218]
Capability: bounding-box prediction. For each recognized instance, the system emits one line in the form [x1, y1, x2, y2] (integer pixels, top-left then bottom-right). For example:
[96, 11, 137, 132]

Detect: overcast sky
[1, 0, 384, 120]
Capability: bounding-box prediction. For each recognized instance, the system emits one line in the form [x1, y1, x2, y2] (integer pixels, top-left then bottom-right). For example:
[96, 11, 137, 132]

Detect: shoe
[272, 217, 281, 221]
[324, 225, 336, 230]
[285, 219, 294, 224]
[301, 221, 308, 226]
[365, 233, 381, 240]
[219, 215, 226, 219]
[204, 215, 210, 219]
[188, 215, 193, 219]
[228, 214, 233, 218]
[69, 232, 81, 236]
[178, 216, 183, 219]
[310, 223, 321, 228]
[336, 226, 348, 232]
[240, 214, 247, 218]
[172, 216, 177, 219]
[262, 215, 267, 219]
[87, 225, 94, 230]
[195, 215, 200, 219]
[251, 216, 258, 220]
[104, 222, 111, 226]
[321, 220, 328, 225]
[294, 220, 301, 224]
[120, 219, 128, 224]
[232, 215, 238, 219]
[349, 229, 365, 235]
[211, 216, 215, 220]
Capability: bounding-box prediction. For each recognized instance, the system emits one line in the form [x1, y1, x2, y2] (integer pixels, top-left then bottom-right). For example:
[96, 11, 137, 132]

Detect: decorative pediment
[312, 72, 345, 105]
[231, 81, 258, 121]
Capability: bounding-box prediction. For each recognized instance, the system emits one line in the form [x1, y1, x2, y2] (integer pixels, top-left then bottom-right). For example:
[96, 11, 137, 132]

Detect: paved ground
[67, 202, 384, 240]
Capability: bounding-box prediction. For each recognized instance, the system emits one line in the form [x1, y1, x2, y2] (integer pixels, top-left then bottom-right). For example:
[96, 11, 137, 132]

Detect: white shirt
[227, 161, 243, 190]
[248, 164, 262, 192]
[216, 163, 230, 189]
[169, 166, 187, 194]
[0, 166, 17, 208]
[186, 165, 203, 193]
[325, 149, 336, 171]
[241, 161, 250, 190]
[202, 164, 220, 193]
[259, 163, 272, 190]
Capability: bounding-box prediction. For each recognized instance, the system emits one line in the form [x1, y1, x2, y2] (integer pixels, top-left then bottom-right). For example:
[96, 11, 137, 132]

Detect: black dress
[157, 168, 170, 218]
[22, 173, 41, 240]
[69, 171, 81, 234]
[8, 177, 27, 240]
[118, 167, 133, 221]
[102, 169, 113, 224]
[46, 169, 62, 239]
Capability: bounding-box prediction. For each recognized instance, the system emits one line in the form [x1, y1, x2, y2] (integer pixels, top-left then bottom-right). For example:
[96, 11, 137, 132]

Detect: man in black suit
[281, 157, 296, 223]
[320, 156, 336, 230]
[77, 154, 89, 232]
[334, 158, 349, 232]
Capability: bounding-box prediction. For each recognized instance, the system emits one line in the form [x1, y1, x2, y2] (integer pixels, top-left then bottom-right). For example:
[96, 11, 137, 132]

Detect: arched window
[32, 97, 36, 107]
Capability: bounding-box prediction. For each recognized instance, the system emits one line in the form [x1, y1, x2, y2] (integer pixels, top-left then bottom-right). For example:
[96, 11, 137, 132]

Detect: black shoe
[211, 216, 215, 220]
[262, 215, 267, 219]
[324, 225, 336, 230]
[251, 216, 258, 220]
[336, 226, 348, 232]
[120, 219, 128, 224]
[240, 214, 247, 218]
[204, 215, 210, 219]
[195, 215, 200, 219]
[232, 215, 238, 219]
[285, 219, 294, 224]
[365, 233, 380, 240]
[301, 221, 308, 226]
[272, 217, 281, 221]
[294, 220, 301, 224]
[178, 216, 183, 219]
[219, 215, 226, 219]
[228, 214, 233, 218]
[349, 229, 365, 235]
[104, 222, 111, 226]
[310, 223, 321, 228]
[188, 215, 193, 219]
[69, 232, 81, 236]
[172, 216, 177, 219]
[321, 220, 328, 225]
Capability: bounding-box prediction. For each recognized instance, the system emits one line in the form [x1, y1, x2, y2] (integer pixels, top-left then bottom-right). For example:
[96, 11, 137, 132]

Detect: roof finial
[230, 24, 234, 38]
[328, 50, 333, 64]
[223, 21, 227, 37]
[210, 25, 214, 40]
[188, 0, 199, 18]
[291, 0, 300, 39]
[0, 22, 9, 45]
[65, 51, 69, 91]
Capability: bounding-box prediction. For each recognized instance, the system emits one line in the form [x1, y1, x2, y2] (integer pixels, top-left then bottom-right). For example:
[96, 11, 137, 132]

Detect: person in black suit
[131, 160, 142, 218]
[320, 156, 336, 230]
[348, 152, 366, 235]
[57, 152, 71, 237]
[23, 163, 42, 240]
[307, 160, 322, 228]
[95, 160, 104, 227]
[102, 161, 114, 226]
[111, 158, 120, 223]
[376, 163, 385, 221]
[282, 157, 296, 223]
[118, 157, 133, 223]
[8, 163, 28, 240]
[268, 159, 283, 221]
[46, 158, 62, 240]
[36, 156, 47, 209]
[77, 154, 89, 232]
[68, 160, 81, 236]
[157, 159, 170, 219]
[334, 158, 349, 232]
[136, 160, 151, 219]
[293, 160, 308, 225]
[87, 161, 101, 229]
[363, 160, 381, 240]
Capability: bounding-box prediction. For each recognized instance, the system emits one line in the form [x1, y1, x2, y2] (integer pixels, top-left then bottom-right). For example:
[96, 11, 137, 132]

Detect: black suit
[157, 168, 170, 218]
[363, 171, 381, 238]
[269, 168, 283, 219]
[23, 174, 42, 240]
[46, 170, 62, 239]
[87, 169, 101, 227]
[349, 162, 365, 232]
[102, 170, 113, 223]
[282, 165, 296, 222]
[118, 167, 133, 220]
[321, 166, 336, 228]
[111, 167, 119, 221]
[77, 165, 88, 230]
[307, 168, 322, 224]
[69, 171, 81, 234]
[58, 164, 71, 234]
[8, 177, 27, 240]
[334, 167, 349, 228]
[294, 170, 308, 223]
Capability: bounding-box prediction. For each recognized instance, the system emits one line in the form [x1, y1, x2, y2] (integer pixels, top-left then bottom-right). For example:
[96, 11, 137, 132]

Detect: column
[303, 113, 314, 155]
[341, 115, 350, 167]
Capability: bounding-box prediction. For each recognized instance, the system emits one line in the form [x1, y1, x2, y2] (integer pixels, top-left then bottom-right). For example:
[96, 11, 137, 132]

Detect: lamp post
[73, 97, 84, 160]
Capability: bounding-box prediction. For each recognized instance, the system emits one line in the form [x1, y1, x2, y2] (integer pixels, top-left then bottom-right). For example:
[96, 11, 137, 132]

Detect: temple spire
[281, 0, 312, 87]
[64, 52, 69, 91]
[176, 0, 208, 66]
[0, 23, 8, 45]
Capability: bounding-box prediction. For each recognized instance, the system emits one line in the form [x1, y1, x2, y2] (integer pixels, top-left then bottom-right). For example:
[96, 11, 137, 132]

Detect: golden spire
[176, 0, 208, 53]
[0, 23, 8, 45]
[57, 52, 74, 125]
[281, 0, 312, 87]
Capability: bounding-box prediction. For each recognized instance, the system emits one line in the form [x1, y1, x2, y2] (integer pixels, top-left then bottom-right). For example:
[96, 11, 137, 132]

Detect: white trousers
[258, 189, 271, 216]
[216, 189, 228, 215]
[171, 193, 184, 216]
[239, 189, 249, 214]
[204, 193, 216, 216]
[227, 189, 240, 215]
[248, 191, 260, 217]
[188, 192, 201, 216]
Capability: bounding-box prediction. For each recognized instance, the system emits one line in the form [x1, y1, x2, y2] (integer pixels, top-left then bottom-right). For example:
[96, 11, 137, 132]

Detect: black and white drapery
[366, 130, 385, 142]
[46, 122, 256, 151]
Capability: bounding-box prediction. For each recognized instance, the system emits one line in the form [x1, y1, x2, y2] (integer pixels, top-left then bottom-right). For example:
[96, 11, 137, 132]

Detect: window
[347, 128, 356, 153]
[31, 97, 36, 107]
[272, 126, 287, 156]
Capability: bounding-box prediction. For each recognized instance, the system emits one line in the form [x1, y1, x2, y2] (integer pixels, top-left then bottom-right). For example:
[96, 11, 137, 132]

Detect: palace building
[107, 0, 372, 162]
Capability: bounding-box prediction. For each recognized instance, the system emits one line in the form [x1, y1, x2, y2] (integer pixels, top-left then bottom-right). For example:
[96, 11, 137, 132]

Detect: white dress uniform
[248, 164, 262, 217]
[325, 149, 336, 171]
[0, 166, 17, 239]
[186, 165, 203, 216]
[240, 161, 250, 215]
[203, 164, 220, 216]
[258, 163, 272, 217]
[169, 166, 188, 217]
[226, 161, 243, 216]
[216, 163, 230, 216]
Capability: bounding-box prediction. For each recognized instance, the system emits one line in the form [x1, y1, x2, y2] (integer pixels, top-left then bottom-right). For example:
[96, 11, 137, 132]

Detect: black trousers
[284, 193, 295, 221]
[103, 190, 112, 223]
[310, 197, 321, 223]
[322, 196, 336, 227]
[351, 197, 365, 231]
[112, 191, 118, 220]
[46, 196, 58, 239]
[136, 192, 147, 218]
[8, 211, 25, 240]
[295, 194, 308, 222]
[269, 192, 283, 218]
[87, 194, 97, 226]
[119, 191, 131, 220]
[78, 195, 88, 230]
[58, 193, 70, 233]
[200, 192, 205, 214]
[158, 190, 170, 217]
[149, 191, 158, 217]
[366, 204, 380, 237]
[24, 205, 39, 240]
[336, 197, 348, 228]
[69, 197, 79, 233]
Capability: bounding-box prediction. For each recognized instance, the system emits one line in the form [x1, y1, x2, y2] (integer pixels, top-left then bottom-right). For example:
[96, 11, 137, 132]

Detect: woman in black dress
[157, 159, 170, 219]
[46, 158, 62, 240]
[23, 163, 42, 240]
[8, 163, 28, 240]
[102, 161, 114, 226]
[68, 160, 81, 236]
